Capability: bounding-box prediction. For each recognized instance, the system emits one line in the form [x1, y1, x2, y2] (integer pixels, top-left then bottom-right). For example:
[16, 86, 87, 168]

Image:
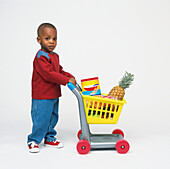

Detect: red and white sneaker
[44, 140, 64, 148]
[28, 142, 40, 153]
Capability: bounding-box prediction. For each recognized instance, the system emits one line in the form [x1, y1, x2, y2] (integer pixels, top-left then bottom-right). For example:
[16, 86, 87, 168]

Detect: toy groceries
[108, 71, 134, 100]
[83, 72, 134, 111]
[87, 95, 116, 110]
[81, 77, 101, 96]
[87, 95, 103, 109]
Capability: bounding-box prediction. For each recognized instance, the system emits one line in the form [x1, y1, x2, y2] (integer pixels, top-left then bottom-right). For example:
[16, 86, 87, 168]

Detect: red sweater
[32, 50, 74, 99]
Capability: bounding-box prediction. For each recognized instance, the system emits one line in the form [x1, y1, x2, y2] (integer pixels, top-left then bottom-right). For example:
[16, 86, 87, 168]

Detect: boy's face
[37, 27, 57, 53]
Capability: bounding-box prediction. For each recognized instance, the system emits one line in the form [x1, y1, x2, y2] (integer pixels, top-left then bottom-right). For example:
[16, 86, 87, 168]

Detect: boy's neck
[41, 48, 54, 54]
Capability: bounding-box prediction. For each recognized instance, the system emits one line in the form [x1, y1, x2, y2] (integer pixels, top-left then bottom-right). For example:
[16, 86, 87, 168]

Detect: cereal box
[81, 77, 101, 96]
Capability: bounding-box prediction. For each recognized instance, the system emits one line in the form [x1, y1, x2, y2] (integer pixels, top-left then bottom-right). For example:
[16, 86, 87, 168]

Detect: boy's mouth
[49, 46, 55, 48]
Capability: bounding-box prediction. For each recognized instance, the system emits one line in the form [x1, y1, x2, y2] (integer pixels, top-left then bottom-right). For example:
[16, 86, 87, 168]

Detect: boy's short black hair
[37, 23, 56, 36]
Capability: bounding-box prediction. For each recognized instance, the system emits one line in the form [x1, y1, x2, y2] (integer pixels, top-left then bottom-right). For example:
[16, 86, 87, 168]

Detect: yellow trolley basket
[83, 94, 127, 124]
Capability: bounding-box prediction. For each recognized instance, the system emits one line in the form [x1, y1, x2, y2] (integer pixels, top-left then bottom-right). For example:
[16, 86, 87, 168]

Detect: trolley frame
[68, 82, 126, 151]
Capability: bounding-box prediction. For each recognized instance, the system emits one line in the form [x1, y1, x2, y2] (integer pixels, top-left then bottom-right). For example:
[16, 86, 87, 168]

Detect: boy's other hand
[69, 77, 77, 86]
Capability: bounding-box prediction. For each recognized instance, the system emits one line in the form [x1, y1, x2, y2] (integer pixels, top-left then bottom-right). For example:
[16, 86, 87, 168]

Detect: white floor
[0, 123, 170, 169]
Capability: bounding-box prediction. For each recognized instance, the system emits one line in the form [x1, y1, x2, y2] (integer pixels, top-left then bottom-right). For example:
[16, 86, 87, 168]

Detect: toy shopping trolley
[68, 82, 130, 155]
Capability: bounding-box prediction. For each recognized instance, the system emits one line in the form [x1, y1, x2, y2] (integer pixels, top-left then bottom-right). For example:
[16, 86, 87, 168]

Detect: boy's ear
[37, 37, 41, 44]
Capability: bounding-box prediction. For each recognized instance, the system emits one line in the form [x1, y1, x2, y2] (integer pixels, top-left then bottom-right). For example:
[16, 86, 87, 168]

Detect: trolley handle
[67, 82, 82, 92]
[76, 83, 82, 92]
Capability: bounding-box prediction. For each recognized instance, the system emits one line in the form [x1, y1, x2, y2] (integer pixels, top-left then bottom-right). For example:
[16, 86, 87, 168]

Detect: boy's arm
[60, 65, 77, 86]
[35, 56, 70, 85]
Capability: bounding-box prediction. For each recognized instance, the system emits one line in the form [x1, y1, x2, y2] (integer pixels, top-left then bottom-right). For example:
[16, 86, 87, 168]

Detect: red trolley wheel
[77, 140, 91, 155]
[77, 130, 82, 140]
[116, 139, 130, 154]
[112, 129, 124, 138]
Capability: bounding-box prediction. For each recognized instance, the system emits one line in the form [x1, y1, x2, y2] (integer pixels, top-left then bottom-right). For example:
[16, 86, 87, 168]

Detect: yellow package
[81, 77, 101, 96]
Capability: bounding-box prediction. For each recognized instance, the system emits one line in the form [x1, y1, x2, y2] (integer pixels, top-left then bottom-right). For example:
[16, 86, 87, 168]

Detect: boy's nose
[49, 39, 54, 43]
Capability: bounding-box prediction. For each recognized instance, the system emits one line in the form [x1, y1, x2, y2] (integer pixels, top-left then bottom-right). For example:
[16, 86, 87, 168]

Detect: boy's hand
[69, 77, 77, 86]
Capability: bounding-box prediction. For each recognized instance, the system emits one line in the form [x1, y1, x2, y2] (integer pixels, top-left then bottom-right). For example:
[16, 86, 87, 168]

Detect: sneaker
[44, 140, 64, 148]
[28, 142, 40, 153]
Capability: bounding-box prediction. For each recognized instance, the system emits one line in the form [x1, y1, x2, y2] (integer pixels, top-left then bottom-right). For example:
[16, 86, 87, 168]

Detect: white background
[0, 0, 170, 169]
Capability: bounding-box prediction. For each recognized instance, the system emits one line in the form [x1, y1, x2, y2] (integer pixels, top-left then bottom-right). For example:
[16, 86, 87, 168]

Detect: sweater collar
[40, 49, 54, 55]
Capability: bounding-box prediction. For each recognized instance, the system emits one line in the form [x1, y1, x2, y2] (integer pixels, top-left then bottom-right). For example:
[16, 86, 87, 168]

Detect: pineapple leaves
[118, 71, 134, 89]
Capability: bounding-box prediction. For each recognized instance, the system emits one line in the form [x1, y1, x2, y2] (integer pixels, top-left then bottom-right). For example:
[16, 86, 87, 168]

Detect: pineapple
[108, 71, 134, 100]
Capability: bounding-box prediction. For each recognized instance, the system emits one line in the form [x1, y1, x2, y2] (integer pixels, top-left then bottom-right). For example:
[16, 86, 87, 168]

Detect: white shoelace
[53, 140, 60, 143]
[28, 142, 38, 148]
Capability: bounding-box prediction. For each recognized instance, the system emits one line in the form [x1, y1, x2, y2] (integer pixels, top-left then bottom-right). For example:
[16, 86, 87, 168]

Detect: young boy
[27, 23, 76, 153]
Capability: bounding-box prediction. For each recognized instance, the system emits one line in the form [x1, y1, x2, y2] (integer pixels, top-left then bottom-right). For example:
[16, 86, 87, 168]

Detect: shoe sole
[44, 144, 64, 148]
[29, 148, 40, 153]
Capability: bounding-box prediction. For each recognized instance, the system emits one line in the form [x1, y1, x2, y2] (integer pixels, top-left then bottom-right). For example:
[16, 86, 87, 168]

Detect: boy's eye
[45, 38, 50, 40]
[53, 38, 57, 41]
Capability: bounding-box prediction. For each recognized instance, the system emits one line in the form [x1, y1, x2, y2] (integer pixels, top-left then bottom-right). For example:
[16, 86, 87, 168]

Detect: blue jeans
[27, 98, 59, 144]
